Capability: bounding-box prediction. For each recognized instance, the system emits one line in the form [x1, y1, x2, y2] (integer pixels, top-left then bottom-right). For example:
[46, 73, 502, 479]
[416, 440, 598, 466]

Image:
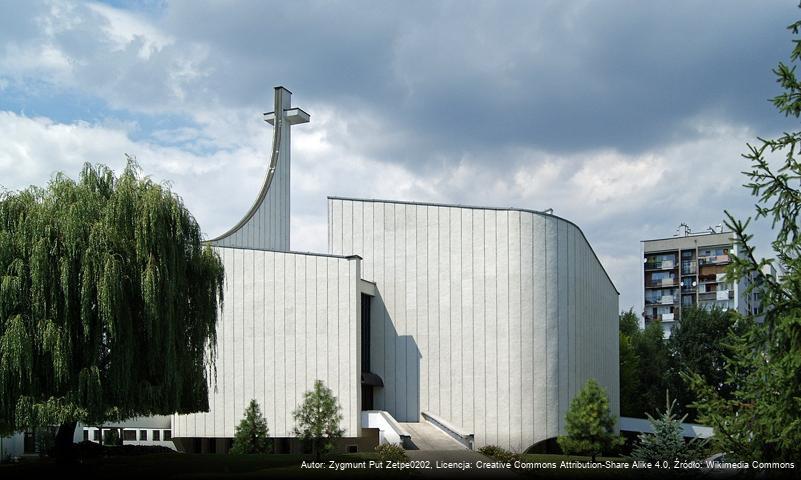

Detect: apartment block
[642, 229, 759, 336]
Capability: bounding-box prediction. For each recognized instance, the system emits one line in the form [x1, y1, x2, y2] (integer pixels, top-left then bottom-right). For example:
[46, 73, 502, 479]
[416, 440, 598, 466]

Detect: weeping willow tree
[0, 159, 224, 450]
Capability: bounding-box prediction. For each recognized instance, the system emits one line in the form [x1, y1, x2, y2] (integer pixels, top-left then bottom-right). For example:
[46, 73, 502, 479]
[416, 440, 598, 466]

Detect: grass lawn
[0, 452, 407, 479]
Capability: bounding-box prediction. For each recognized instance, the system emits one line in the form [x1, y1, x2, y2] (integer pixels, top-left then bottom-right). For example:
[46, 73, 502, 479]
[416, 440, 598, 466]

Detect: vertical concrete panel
[449, 207, 462, 427]
[437, 207, 450, 421]
[373, 203, 386, 409]
[265, 253, 276, 434]
[274, 254, 286, 436]
[484, 210, 498, 446]
[243, 250, 254, 414]
[385, 203, 397, 416]
[295, 256, 307, 408]
[305, 256, 316, 404]
[350, 260, 360, 434]
[461, 209, 474, 432]
[496, 211, 510, 447]
[343, 200, 353, 257]
[472, 209, 486, 443]
[286, 255, 298, 431]
[508, 210, 522, 448]
[395, 204, 408, 420]
[363, 202, 374, 281]
[520, 213, 534, 449]
[545, 217, 558, 440]
[405, 204, 418, 421]
[354, 202, 364, 261]
[233, 249, 245, 436]
[315, 256, 328, 389]
[415, 205, 427, 421]
[337, 260, 349, 430]
[332, 200, 343, 255]
[254, 250, 265, 419]
[327, 258, 339, 409]
[557, 221, 569, 433]
[426, 206, 439, 415]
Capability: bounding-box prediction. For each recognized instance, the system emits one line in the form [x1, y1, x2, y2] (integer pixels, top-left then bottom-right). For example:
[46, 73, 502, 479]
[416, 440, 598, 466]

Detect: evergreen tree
[292, 380, 343, 461]
[0, 160, 225, 451]
[230, 399, 271, 454]
[631, 392, 708, 463]
[557, 379, 623, 461]
[686, 12, 801, 461]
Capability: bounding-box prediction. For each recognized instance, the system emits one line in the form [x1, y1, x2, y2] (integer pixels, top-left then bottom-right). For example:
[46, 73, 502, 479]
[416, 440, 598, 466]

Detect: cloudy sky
[1, 0, 798, 317]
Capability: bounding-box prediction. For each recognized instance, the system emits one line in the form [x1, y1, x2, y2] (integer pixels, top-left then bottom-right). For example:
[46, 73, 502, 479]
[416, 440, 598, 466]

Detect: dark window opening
[347, 445, 358, 453]
[362, 385, 374, 410]
[123, 430, 136, 441]
[139, 430, 147, 441]
[164, 430, 172, 441]
[153, 430, 160, 441]
[361, 294, 371, 372]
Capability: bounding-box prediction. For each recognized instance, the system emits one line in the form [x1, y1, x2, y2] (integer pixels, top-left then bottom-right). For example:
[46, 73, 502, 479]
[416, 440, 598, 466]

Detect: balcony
[698, 254, 730, 266]
[645, 279, 678, 288]
[644, 260, 676, 271]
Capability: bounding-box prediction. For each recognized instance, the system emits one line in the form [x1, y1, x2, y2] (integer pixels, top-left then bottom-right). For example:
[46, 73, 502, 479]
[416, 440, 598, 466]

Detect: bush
[557, 379, 623, 460]
[376, 443, 409, 463]
[631, 393, 709, 462]
[478, 445, 522, 464]
[230, 399, 271, 454]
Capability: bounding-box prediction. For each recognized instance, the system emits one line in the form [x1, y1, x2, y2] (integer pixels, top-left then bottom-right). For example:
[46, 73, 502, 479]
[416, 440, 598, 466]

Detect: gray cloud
[1, 0, 797, 317]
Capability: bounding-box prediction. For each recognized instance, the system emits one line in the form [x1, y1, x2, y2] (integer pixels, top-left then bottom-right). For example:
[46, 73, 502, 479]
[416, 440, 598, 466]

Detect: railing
[421, 411, 474, 450]
[645, 260, 676, 270]
[698, 254, 730, 266]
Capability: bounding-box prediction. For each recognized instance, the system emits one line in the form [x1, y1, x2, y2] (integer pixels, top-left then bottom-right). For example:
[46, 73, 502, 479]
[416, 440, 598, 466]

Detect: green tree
[619, 310, 641, 417]
[0, 160, 225, 453]
[636, 321, 671, 417]
[667, 307, 744, 422]
[293, 380, 344, 461]
[686, 14, 801, 462]
[631, 392, 708, 463]
[557, 379, 623, 460]
[230, 399, 271, 454]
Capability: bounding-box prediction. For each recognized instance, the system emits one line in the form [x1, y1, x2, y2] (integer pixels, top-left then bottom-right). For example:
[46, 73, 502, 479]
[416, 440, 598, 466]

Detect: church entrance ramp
[399, 420, 466, 451]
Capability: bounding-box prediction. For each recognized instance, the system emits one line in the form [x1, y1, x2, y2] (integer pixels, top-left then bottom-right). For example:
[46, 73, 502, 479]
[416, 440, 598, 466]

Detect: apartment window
[123, 430, 136, 441]
[93, 430, 101, 441]
[153, 430, 160, 441]
[83, 429, 89, 441]
[163, 430, 172, 441]
[140, 430, 148, 441]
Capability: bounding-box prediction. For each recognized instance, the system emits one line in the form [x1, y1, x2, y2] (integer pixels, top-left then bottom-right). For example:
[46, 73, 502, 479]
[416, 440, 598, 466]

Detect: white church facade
[171, 87, 619, 453]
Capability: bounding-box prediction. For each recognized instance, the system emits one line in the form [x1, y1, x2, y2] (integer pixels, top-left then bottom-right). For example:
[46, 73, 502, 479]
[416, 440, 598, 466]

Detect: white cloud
[87, 2, 173, 60]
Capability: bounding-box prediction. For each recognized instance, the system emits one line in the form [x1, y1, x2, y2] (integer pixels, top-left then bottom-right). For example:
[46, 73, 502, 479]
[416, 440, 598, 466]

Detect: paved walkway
[398, 421, 518, 478]
[399, 421, 466, 450]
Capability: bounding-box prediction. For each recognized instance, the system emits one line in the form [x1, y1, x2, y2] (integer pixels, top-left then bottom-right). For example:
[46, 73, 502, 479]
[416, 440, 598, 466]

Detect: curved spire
[209, 87, 309, 250]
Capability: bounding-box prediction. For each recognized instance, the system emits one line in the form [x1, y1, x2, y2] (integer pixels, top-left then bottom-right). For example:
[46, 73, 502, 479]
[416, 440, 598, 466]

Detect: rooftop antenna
[675, 223, 692, 237]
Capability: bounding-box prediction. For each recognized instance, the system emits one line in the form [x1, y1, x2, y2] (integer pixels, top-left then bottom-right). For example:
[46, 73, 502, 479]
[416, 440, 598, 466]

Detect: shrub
[230, 399, 271, 454]
[557, 379, 623, 460]
[376, 443, 409, 463]
[293, 380, 344, 460]
[631, 392, 709, 462]
[478, 445, 522, 464]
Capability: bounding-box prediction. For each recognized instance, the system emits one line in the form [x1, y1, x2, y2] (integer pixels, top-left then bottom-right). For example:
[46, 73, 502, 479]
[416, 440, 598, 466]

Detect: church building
[171, 87, 619, 453]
